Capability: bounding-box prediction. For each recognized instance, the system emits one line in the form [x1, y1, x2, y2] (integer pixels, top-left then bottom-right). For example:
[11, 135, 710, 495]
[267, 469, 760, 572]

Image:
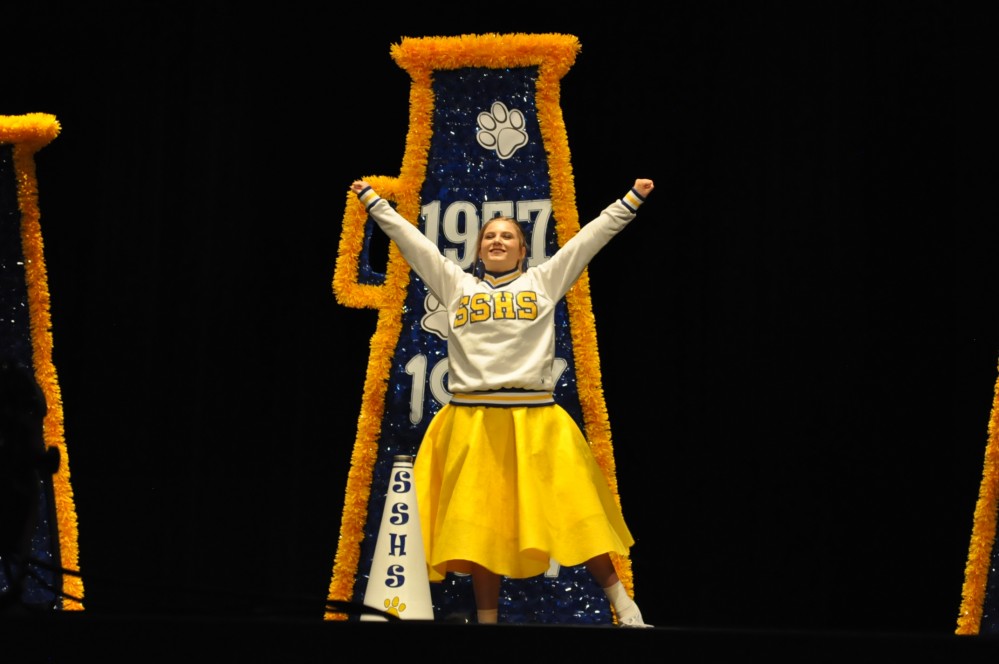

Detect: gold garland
[327, 176, 417, 617]
[0, 113, 84, 609]
[327, 33, 634, 618]
[956, 360, 999, 634]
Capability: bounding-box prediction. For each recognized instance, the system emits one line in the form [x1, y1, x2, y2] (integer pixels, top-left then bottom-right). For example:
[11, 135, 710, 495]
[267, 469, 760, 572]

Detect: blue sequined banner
[349, 62, 611, 625]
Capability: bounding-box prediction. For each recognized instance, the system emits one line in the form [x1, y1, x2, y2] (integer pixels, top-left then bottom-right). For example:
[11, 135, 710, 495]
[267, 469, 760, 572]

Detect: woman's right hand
[351, 180, 370, 193]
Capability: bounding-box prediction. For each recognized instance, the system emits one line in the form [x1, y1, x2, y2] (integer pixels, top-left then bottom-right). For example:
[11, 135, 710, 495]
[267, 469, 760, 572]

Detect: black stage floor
[3, 613, 999, 663]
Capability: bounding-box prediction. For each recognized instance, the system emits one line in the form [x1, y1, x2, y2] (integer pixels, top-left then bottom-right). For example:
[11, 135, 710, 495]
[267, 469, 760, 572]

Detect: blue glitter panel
[0, 143, 63, 610]
[351, 65, 610, 625]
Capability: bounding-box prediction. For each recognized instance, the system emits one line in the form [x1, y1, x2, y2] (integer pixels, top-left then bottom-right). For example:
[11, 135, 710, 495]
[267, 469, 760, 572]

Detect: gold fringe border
[956, 360, 999, 634]
[1, 113, 84, 609]
[327, 33, 635, 618]
[327, 176, 416, 618]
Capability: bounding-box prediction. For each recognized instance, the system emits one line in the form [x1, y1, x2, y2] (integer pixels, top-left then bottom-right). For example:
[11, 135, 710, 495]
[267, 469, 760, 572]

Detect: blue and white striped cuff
[356, 186, 381, 211]
[621, 187, 647, 213]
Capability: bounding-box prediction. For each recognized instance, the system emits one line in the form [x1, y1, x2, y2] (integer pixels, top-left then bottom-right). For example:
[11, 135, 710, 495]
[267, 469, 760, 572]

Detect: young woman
[351, 178, 654, 627]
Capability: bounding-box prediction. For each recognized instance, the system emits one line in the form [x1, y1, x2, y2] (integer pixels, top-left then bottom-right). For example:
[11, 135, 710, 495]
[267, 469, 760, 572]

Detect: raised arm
[349, 179, 466, 300]
[535, 178, 656, 298]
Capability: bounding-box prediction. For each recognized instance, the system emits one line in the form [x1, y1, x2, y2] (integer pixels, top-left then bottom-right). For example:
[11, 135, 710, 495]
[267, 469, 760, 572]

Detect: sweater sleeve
[534, 189, 645, 298]
[355, 186, 465, 300]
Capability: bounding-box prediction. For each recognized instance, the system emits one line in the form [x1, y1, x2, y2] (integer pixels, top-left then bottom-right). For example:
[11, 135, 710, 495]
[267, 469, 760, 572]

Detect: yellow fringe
[327, 33, 635, 617]
[1, 113, 84, 609]
[956, 360, 999, 634]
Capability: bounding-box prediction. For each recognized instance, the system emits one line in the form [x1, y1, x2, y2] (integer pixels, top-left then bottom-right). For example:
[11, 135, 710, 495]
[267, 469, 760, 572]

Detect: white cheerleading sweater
[356, 186, 646, 399]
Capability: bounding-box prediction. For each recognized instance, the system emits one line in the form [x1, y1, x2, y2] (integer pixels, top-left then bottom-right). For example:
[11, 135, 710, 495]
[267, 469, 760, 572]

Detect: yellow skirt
[414, 403, 634, 582]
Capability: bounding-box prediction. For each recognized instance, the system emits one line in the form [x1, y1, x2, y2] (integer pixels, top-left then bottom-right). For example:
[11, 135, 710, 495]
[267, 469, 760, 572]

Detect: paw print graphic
[421, 293, 450, 340]
[383, 596, 407, 617]
[476, 101, 528, 159]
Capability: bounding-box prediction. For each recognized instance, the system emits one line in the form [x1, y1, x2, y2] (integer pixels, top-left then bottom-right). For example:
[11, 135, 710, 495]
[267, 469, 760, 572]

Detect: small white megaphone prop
[361, 454, 434, 621]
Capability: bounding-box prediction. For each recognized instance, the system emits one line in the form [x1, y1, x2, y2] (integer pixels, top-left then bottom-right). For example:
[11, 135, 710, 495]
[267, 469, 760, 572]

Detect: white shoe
[617, 609, 653, 628]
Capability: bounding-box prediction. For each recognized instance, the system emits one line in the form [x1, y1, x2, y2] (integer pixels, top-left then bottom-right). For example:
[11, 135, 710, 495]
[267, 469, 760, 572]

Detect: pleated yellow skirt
[413, 403, 634, 582]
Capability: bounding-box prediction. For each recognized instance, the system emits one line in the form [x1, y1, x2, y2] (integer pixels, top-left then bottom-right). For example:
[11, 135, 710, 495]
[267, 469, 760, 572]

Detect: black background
[3, 1, 994, 634]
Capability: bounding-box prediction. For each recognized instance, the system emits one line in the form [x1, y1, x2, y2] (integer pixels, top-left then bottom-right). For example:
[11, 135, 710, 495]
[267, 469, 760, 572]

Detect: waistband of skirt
[449, 390, 555, 407]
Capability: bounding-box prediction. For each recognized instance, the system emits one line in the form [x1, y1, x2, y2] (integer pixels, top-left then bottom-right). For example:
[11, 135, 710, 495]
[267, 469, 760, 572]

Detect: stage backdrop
[325, 34, 636, 625]
[0, 113, 83, 611]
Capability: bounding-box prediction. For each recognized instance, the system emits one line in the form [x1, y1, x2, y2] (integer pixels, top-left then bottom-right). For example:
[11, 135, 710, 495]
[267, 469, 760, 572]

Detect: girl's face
[479, 218, 526, 273]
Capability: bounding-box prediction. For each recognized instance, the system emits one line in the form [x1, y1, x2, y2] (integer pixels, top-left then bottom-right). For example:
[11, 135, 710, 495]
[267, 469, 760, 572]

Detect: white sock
[603, 581, 641, 622]
[477, 608, 498, 624]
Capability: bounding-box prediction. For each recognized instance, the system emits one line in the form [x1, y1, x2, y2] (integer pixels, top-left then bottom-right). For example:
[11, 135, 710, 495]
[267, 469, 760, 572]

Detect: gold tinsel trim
[1, 113, 84, 609]
[327, 33, 635, 619]
[956, 360, 999, 634]
[328, 176, 418, 619]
